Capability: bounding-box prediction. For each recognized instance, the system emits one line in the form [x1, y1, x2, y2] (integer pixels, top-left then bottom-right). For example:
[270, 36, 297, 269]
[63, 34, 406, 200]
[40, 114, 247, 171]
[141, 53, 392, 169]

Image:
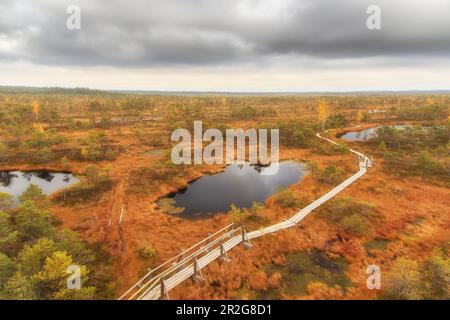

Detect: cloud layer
[0, 0, 449, 90]
[1, 0, 450, 67]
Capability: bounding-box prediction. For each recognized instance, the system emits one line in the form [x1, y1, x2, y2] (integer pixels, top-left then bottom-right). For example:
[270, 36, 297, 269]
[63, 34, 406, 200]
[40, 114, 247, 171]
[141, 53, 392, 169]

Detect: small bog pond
[162, 162, 307, 218]
[0, 171, 79, 205]
[254, 250, 352, 299]
[340, 125, 410, 141]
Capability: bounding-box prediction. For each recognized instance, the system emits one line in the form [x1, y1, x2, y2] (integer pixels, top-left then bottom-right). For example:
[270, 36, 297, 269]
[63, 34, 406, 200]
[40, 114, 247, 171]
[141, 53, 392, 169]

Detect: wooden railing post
[160, 277, 170, 300]
[204, 233, 212, 252]
[228, 225, 234, 238]
[175, 252, 185, 271]
[192, 257, 205, 283]
[241, 228, 252, 249]
[219, 242, 230, 262]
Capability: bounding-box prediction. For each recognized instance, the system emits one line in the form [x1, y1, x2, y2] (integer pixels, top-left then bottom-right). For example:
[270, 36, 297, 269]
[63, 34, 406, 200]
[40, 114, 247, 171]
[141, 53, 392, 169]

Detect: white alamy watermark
[66, 5, 81, 30]
[366, 5, 382, 30]
[67, 264, 81, 290]
[366, 265, 381, 290]
[171, 121, 280, 175]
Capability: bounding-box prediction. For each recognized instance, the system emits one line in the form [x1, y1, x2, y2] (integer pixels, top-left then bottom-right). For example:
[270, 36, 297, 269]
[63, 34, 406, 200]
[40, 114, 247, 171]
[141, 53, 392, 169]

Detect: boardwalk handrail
[138, 232, 246, 300]
[137, 227, 246, 300]
[118, 223, 236, 300]
[131, 227, 242, 300]
[120, 127, 372, 300]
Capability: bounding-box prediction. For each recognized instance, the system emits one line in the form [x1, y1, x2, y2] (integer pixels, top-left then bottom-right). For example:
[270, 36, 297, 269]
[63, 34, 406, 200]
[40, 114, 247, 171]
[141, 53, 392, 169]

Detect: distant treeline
[0, 86, 107, 95]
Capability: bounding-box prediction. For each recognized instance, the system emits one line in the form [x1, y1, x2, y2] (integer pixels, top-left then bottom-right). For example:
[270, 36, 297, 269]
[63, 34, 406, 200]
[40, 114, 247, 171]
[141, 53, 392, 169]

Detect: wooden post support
[358, 155, 364, 168]
[228, 224, 235, 238]
[241, 228, 252, 249]
[160, 278, 170, 300]
[192, 257, 205, 283]
[204, 233, 212, 252]
[175, 253, 185, 271]
[219, 242, 230, 262]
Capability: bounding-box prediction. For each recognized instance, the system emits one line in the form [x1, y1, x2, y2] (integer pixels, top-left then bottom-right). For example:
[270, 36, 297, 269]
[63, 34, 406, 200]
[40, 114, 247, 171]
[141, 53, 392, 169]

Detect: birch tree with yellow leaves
[31, 100, 40, 122]
[356, 110, 365, 122]
[318, 100, 329, 131]
[81, 146, 88, 163]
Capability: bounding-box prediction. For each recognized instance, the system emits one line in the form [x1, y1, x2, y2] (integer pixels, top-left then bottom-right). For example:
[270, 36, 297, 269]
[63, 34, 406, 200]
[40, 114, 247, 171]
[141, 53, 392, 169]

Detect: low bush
[317, 166, 344, 185]
[382, 247, 449, 300]
[138, 246, 156, 261]
[339, 214, 368, 236]
[317, 197, 380, 237]
[275, 189, 304, 209]
[128, 161, 186, 194]
[54, 177, 114, 205]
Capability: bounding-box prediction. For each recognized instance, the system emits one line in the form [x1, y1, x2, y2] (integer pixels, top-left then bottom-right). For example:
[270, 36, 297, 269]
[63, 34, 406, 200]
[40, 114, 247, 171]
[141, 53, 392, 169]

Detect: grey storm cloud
[1, 0, 450, 68]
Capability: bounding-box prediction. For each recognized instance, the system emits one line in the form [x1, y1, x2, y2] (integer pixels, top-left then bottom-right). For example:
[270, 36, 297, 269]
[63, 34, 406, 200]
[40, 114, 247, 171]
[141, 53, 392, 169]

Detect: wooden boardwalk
[119, 130, 372, 300]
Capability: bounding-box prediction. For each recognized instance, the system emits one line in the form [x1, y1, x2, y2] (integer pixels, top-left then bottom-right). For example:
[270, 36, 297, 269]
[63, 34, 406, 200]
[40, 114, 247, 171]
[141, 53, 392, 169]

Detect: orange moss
[2, 115, 448, 300]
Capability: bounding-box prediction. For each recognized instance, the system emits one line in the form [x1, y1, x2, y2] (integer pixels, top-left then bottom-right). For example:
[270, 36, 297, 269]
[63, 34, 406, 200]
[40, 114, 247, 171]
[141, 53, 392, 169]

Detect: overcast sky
[1, 0, 450, 91]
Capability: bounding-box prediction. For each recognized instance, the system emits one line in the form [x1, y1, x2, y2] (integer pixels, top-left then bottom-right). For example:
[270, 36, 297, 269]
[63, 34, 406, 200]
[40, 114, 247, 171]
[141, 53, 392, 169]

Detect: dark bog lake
[167, 162, 307, 218]
[340, 125, 410, 141]
[0, 171, 79, 205]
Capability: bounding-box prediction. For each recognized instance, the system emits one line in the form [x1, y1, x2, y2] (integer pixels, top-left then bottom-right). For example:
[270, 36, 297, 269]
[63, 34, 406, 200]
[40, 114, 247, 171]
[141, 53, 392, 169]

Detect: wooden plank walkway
[120, 130, 372, 300]
[140, 235, 244, 300]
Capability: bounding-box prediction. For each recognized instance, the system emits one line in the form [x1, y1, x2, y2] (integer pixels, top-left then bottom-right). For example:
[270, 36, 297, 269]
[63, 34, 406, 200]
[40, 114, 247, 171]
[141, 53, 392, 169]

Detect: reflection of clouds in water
[232, 164, 248, 177]
[343, 127, 378, 141]
[172, 162, 306, 217]
[342, 125, 414, 142]
[0, 171, 79, 205]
